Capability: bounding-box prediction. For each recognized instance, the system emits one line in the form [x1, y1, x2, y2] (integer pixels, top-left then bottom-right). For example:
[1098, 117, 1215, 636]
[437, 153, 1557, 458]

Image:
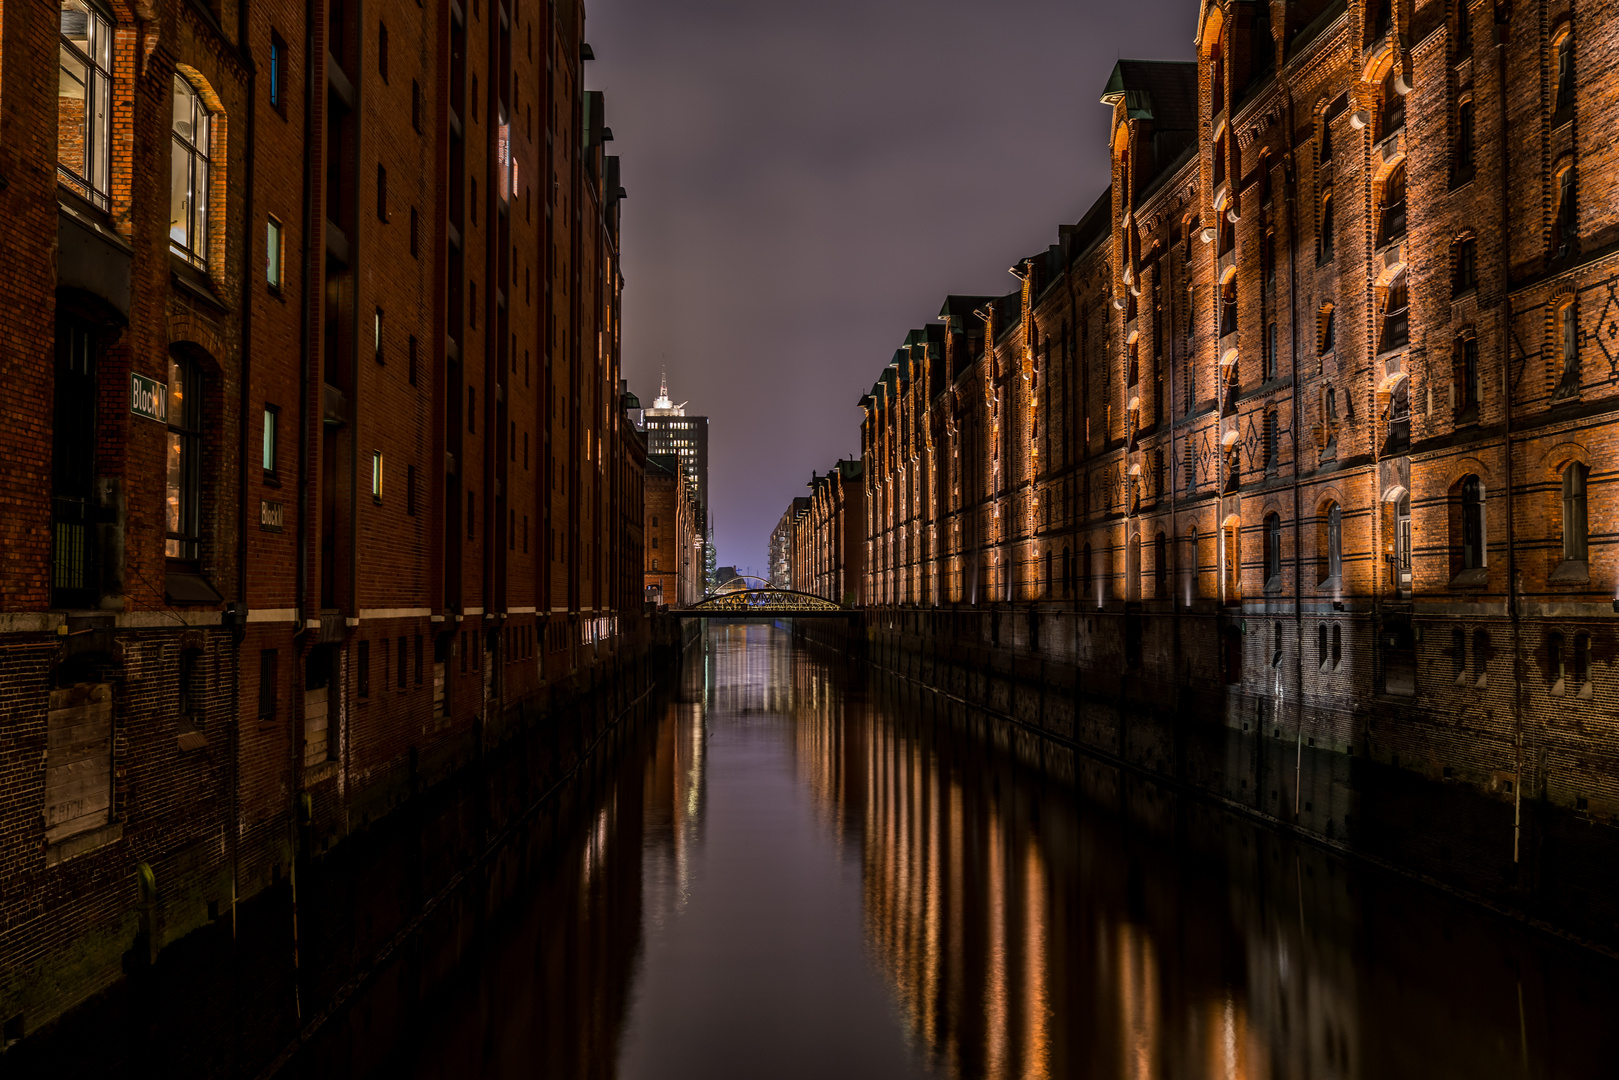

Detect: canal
[297, 622, 1616, 1079]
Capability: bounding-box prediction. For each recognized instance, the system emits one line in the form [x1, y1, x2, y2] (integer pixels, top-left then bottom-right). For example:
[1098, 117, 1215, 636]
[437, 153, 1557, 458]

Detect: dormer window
[58, 0, 113, 210]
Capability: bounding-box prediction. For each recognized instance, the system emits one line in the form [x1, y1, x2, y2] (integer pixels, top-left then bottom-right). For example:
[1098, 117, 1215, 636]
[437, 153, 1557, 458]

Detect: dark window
[412, 79, 422, 132]
[1264, 513, 1282, 584]
[1265, 322, 1278, 380]
[269, 34, 285, 110]
[1556, 302, 1579, 396]
[1456, 99, 1475, 171]
[1574, 632, 1591, 685]
[1155, 531, 1168, 597]
[178, 647, 204, 731]
[1318, 194, 1335, 262]
[1548, 632, 1565, 684]
[1453, 237, 1477, 293]
[1457, 0, 1471, 54]
[1273, 622, 1284, 667]
[1562, 462, 1588, 562]
[1555, 33, 1574, 113]
[1332, 623, 1342, 667]
[166, 352, 204, 561]
[1319, 623, 1330, 667]
[53, 317, 99, 607]
[59, 0, 113, 208]
[1386, 378, 1411, 452]
[1380, 71, 1404, 140]
[1461, 475, 1485, 571]
[1378, 164, 1406, 246]
[1380, 274, 1409, 352]
[1457, 336, 1480, 412]
[1320, 306, 1336, 354]
[377, 164, 387, 220]
[1263, 411, 1278, 470]
[1472, 628, 1488, 678]
[397, 637, 407, 689]
[1327, 503, 1343, 579]
[259, 649, 278, 721]
[1319, 112, 1333, 163]
[1553, 168, 1575, 253]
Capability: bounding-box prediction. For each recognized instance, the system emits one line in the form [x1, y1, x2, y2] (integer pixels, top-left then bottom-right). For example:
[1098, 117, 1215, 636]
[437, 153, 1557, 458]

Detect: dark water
[314, 623, 1618, 1079]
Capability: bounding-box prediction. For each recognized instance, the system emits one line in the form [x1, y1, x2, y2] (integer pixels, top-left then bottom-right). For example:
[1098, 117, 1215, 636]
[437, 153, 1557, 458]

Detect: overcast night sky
[587, 0, 1193, 577]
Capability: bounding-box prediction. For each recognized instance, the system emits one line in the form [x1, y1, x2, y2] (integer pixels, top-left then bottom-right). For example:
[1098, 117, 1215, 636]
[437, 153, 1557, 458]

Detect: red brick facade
[851, 0, 1619, 866]
[644, 454, 699, 607]
[0, 0, 644, 1039]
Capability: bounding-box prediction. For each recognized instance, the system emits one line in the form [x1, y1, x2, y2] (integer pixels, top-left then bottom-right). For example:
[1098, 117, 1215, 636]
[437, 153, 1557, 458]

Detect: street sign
[130, 373, 167, 423]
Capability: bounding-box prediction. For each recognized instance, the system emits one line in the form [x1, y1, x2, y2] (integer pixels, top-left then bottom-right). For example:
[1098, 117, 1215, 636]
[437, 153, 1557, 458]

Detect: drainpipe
[234, 17, 259, 941]
[1496, 7, 1524, 866]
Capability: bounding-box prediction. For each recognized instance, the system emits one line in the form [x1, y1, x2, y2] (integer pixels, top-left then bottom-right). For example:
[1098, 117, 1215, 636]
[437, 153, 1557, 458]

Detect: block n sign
[130, 373, 168, 423]
[260, 500, 284, 532]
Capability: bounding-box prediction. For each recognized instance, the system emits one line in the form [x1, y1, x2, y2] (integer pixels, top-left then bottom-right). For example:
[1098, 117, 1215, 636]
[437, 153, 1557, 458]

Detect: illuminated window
[170, 75, 213, 268]
[266, 218, 283, 288]
[371, 450, 383, 502]
[59, 0, 113, 209]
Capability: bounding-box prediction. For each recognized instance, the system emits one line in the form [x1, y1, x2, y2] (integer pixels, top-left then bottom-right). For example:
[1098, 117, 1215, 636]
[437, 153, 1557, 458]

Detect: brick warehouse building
[840, 0, 1619, 939]
[790, 461, 865, 606]
[643, 453, 699, 608]
[0, 0, 645, 1037]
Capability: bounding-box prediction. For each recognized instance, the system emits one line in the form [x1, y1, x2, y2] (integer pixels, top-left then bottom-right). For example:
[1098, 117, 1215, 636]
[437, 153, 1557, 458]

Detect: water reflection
[337, 623, 1616, 1080]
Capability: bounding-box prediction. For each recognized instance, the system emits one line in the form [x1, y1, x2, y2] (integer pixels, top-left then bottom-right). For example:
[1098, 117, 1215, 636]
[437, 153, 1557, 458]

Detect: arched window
[1211, 32, 1225, 115]
[1378, 163, 1407, 246]
[1318, 623, 1329, 667]
[1379, 69, 1405, 140]
[170, 74, 214, 269]
[1128, 533, 1142, 600]
[1331, 623, 1342, 667]
[1264, 513, 1282, 584]
[1548, 631, 1566, 688]
[166, 351, 205, 561]
[1562, 461, 1589, 563]
[59, 0, 114, 209]
[1460, 475, 1485, 572]
[1319, 303, 1336, 355]
[1455, 98, 1476, 173]
[1319, 109, 1334, 164]
[1555, 301, 1579, 397]
[1455, 334, 1480, 414]
[1219, 276, 1238, 337]
[1554, 29, 1575, 113]
[1472, 627, 1489, 679]
[1453, 235, 1478, 294]
[1273, 622, 1284, 667]
[1224, 520, 1241, 598]
[1380, 272, 1409, 352]
[1188, 525, 1200, 595]
[1213, 134, 1227, 187]
[1318, 192, 1335, 262]
[1386, 378, 1411, 452]
[1154, 531, 1168, 597]
[1574, 631, 1591, 687]
[1553, 165, 1576, 255]
[1322, 502, 1343, 582]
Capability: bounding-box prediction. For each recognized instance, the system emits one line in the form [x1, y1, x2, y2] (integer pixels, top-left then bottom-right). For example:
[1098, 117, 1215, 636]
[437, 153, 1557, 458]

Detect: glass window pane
[173, 75, 192, 136]
[266, 220, 281, 286]
[167, 354, 185, 421]
[262, 408, 276, 470]
[166, 431, 184, 541]
[170, 139, 190, 247]
[193, 157, 209, 254]
[59, 48, 89, 183]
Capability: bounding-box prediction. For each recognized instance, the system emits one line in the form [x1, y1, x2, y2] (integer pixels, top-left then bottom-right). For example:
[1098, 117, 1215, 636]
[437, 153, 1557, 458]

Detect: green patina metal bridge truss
[678, 588, 851, 618]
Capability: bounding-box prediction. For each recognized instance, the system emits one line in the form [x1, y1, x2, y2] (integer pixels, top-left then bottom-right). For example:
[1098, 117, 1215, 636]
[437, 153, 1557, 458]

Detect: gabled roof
[1099, 60, 1199, 132]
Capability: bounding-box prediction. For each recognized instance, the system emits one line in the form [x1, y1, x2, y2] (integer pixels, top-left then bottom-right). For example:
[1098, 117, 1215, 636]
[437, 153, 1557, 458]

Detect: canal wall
[860, 607, 1619, 955]
[0, 614, 697, 1073]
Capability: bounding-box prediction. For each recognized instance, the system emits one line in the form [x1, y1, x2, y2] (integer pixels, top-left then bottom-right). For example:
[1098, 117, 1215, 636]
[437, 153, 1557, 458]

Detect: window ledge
[1549, 559, 1589, 584]
[1449, 567, 1489, 588]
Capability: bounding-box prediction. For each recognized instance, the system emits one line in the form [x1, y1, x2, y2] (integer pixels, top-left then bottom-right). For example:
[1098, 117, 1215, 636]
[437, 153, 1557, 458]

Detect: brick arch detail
[167, 312, 225, 370]
[1442, 455, 1493, 490]
[1540, 440, 1592, 479]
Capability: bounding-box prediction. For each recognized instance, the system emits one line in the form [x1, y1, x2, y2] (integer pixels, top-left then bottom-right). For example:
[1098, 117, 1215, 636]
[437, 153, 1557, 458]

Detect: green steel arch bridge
[674, 584, 855, 620]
